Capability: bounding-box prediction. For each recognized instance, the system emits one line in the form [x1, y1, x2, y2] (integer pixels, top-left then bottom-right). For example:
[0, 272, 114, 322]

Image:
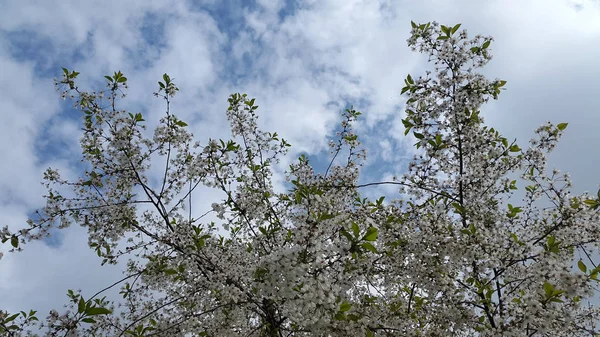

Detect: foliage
[2, 21, 600, 337]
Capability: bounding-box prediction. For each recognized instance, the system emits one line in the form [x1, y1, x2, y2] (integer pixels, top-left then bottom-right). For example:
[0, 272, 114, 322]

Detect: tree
[2, 21, 600, 337]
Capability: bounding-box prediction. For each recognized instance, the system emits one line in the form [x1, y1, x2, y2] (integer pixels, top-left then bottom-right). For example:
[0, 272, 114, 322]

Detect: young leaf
[451, 23, 461, 34]
[360, 242, 378, 253]
[85, 307, 112, 316]
[584, 199, 600, 209]
[3, 313, 19, 323]
[339, 301, 351, 312]
[340, 229, 353, 242]
[578, 260, 587, 273]
[78, 297, 86, 313]
[352, 222, 360, 238]
[363, 227, 378, 241]
[543, 282, 554, 297]
[509, 144, 521, 152]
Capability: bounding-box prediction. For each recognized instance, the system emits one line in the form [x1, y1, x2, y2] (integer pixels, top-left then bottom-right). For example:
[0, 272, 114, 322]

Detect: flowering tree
[2, 21, 600, 337]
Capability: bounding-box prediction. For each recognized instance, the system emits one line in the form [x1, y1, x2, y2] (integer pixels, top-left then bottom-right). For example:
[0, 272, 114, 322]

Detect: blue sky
[1, 0, 599, 324]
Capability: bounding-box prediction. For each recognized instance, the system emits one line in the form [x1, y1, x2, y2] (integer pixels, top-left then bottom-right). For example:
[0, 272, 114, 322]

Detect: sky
[0, 0, 599, 328]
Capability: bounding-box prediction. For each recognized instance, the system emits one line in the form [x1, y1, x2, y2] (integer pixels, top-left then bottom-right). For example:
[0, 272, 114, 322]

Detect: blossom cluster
[1, 22, 599, 337]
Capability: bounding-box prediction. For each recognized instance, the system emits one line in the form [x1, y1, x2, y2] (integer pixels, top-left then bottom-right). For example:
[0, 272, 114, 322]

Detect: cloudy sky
[1, 0, 599, 325]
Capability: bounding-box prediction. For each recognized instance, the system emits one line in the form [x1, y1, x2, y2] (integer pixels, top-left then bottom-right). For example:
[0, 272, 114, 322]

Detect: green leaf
[509, 144, 521, 152]
[469, 223, 476, 234]
[340, 229, 353, 241]
[117, 77, 127, 83]
[510, 233, 519, 243]
[441, 25, 450, 36]
[339, 301, 351, 312]
[78, 297, 86, 313]
[10, 235, 18, 248]
[343, 134, 358, 142]
[402, 118, 413, 128]
[452, 203, 465, 215]
[584, 199, 599, 209]
[316, 213, 335, 221]
[175, 120, 188, 127]
[451, 23, 461, 34]
[411, 21, 417, 29]
[578, 260, 587, 273]
[352, 222, 360, 238]
[62, 67, 69, 75]
[4, 313, 19, 323]
[360, 242, 378, 253]
[104, 76, 113, 82]
[543, 282, 554, 297]
[557, 123, 568, 131]
[483, 40, 491, 49]
[363, 227, 378, 241]
[407, 74, 414, 84]
[82, 317, 96, 324]
[85, 307, 112, 316]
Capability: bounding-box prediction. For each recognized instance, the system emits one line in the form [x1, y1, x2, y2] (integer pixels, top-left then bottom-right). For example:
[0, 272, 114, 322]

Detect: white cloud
[0, 48, 59, 208]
